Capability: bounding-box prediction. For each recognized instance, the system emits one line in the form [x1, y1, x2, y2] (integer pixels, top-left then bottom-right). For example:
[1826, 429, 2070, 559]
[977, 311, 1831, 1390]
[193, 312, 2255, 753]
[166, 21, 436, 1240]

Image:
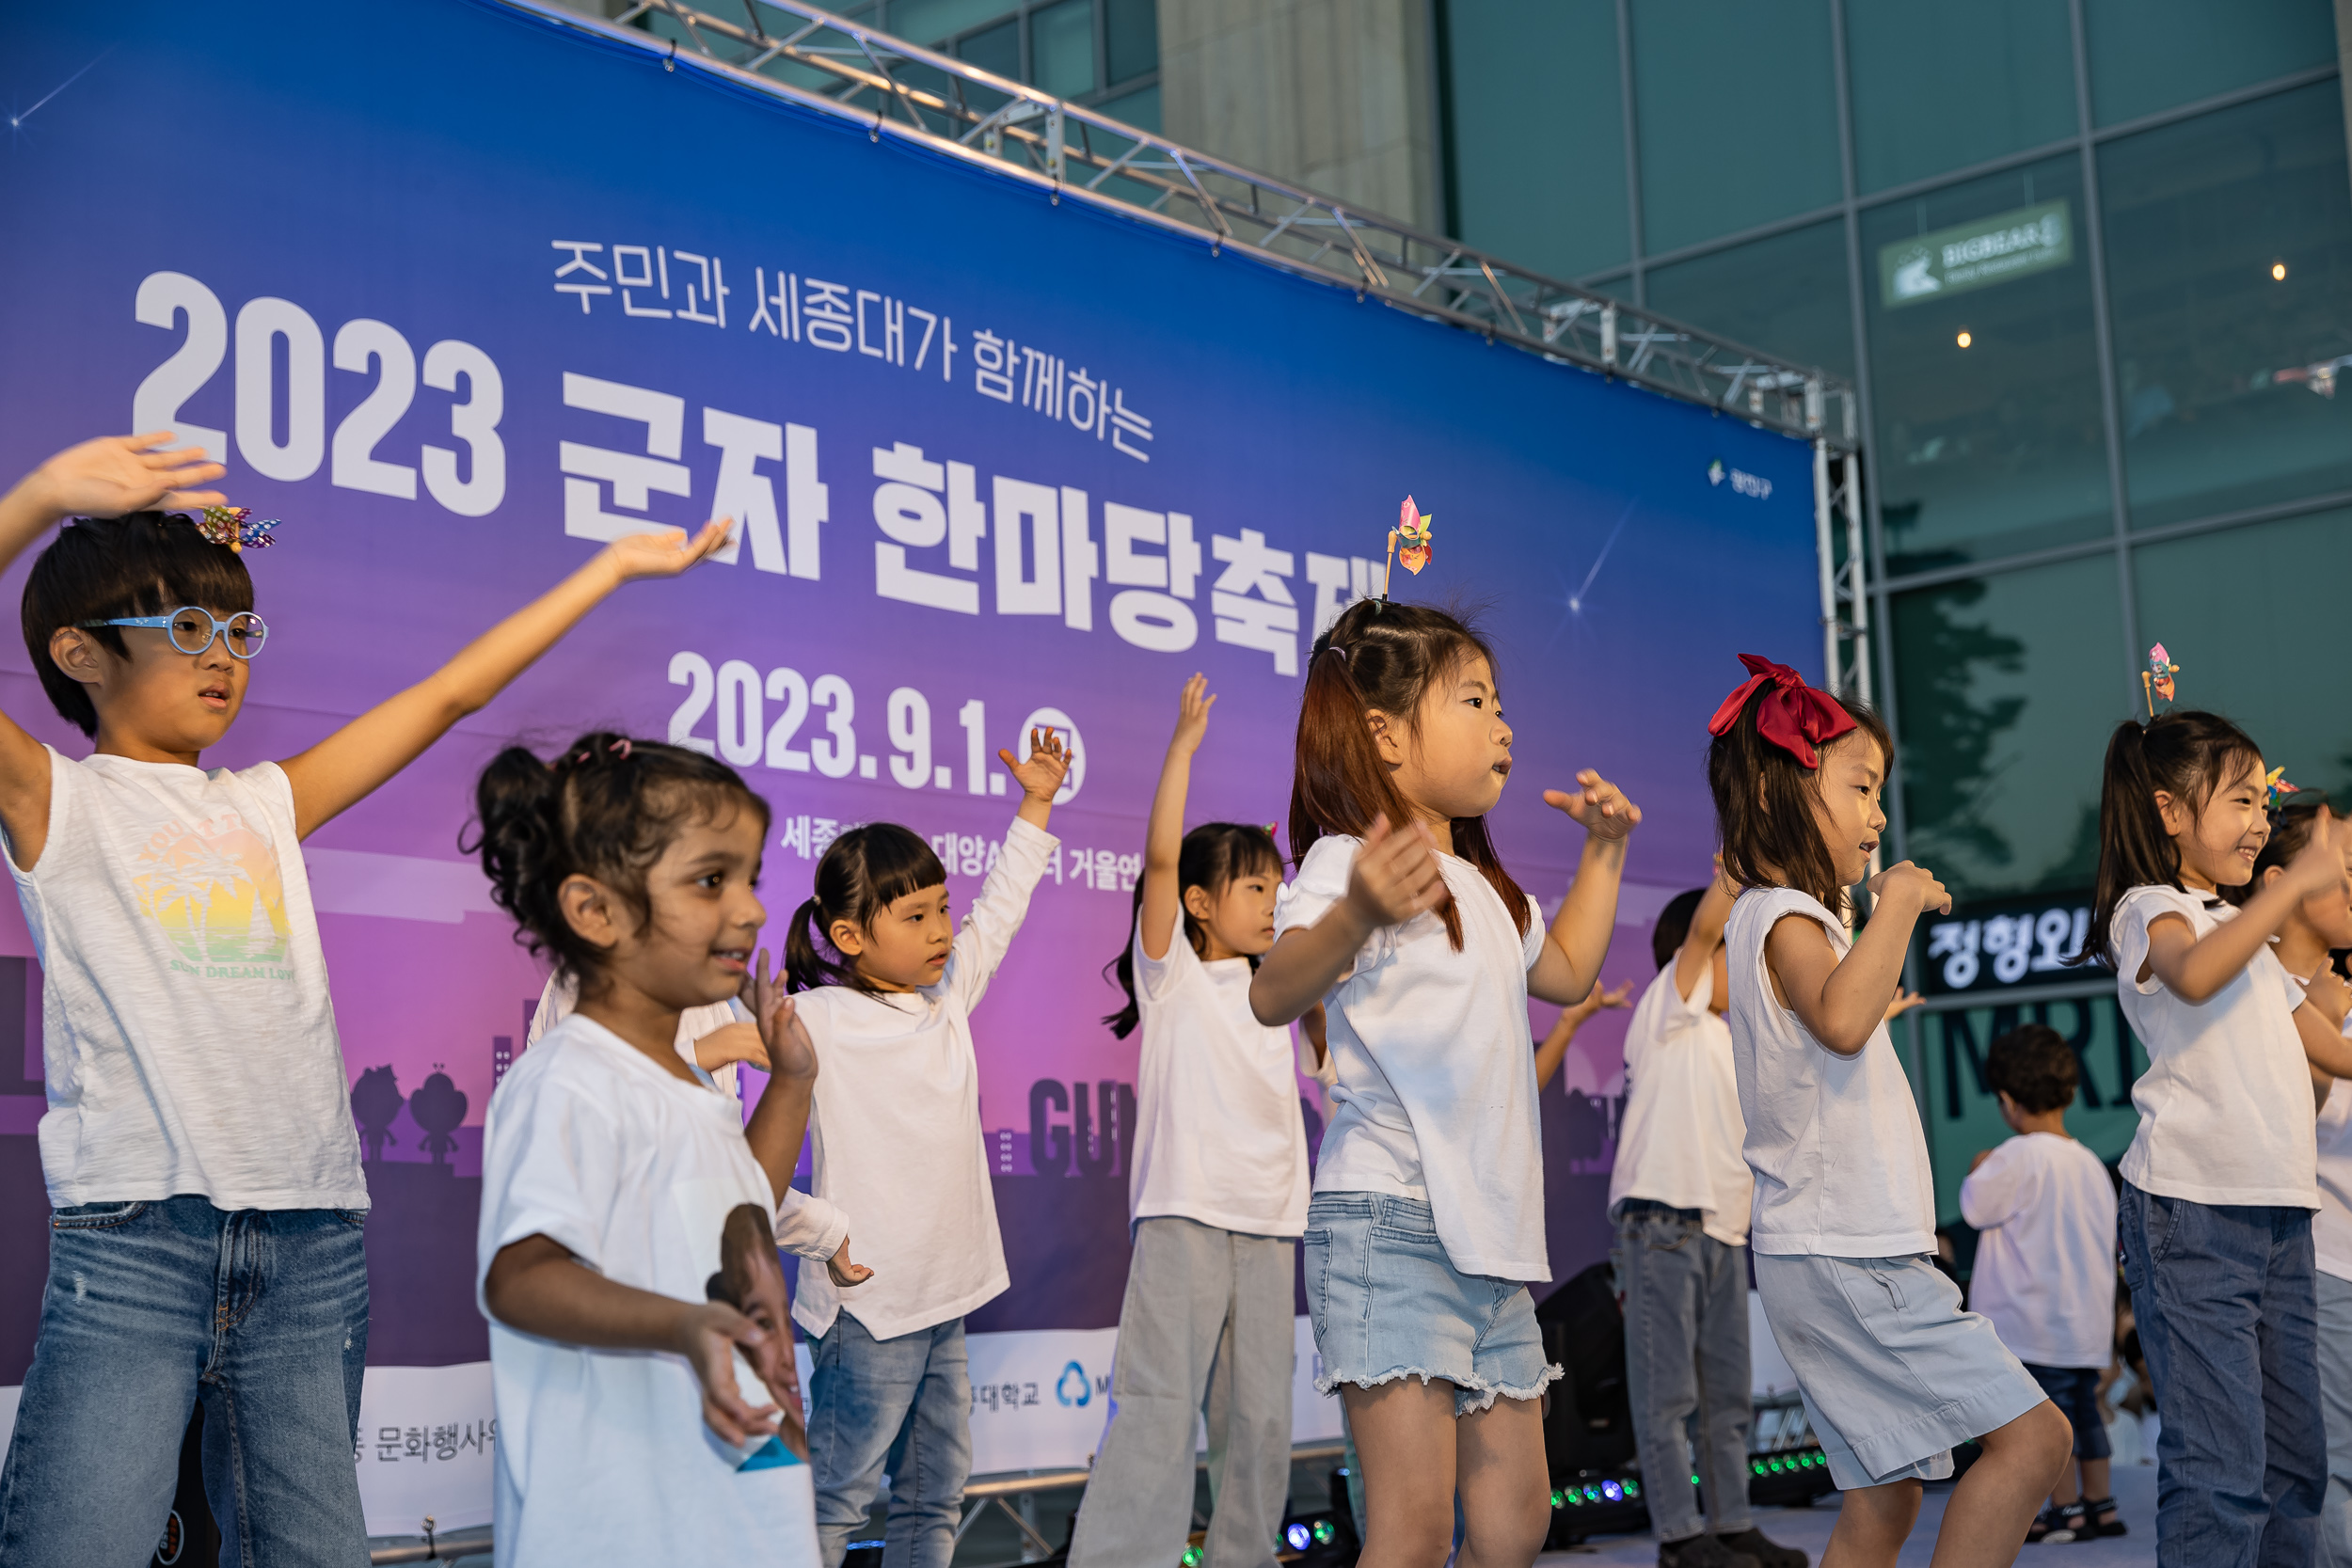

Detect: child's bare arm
[1675, 862, 1739, 1003]
[1765, 861, 1947, 1055]
[0, 436, 228, 867]
[484, 1233, 779, 1447]
[278, 522, 728, 839]
[1139, 676, 1213, 963]
[1002, 729, 1070, 834]
[1534, 981, 1631, 1091]
[1249, 816, 1445, 1025]
[739, 958, 813, 1209]
[1527, 771, 1641, 1006]
[2143, 813, 2344, 1000]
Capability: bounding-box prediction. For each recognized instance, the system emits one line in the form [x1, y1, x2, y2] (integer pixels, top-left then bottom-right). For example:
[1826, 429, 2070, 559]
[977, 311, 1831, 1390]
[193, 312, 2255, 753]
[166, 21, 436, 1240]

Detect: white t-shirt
[1959, 1132, 2117, 1369]
[7, 749, 365, 1211]
[1609, 960, 1754, 1246]
[478, 1014, 818, 1567]
[2296, 978, 2352, 1280]
[2111, 885, 2317, 1210]
[528, 974, 850, 1263]
[1126, 929, 1309, 1237]
[792, 816, 1057, 1341]
[1724, 886, 1935, 1259]
[1276, 834, 1549, 1281]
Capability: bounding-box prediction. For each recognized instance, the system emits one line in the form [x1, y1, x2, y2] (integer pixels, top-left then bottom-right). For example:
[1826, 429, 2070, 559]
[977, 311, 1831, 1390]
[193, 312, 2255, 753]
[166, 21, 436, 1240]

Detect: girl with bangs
[1248, 598, 1638, 1567]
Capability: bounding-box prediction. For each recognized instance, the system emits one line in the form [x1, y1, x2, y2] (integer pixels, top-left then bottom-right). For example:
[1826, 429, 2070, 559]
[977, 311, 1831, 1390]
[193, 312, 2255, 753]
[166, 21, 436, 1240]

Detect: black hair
[468, 732, 771, 993]
[23, 511, 255, 737]
[2075, 711, 2265, 968]
[1101, 823, 1285, 1038]
[1651, 887, 1708, 971]
[1985, 1022, 2078, 1115]
[783, 823, 947, 994]
[2222, 788, 2334, 910]
[1708, 685, 1894, 918]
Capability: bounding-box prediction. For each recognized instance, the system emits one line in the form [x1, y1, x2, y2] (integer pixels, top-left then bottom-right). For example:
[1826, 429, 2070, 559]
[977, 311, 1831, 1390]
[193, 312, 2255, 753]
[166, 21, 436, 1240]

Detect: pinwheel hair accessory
[193, 506, 280, 553]
[1707, 653, 1857, 769]
[2266, 766, 2300, 811]
[1381, 495, 1433, 599]
[2141, 642, 2180, 719]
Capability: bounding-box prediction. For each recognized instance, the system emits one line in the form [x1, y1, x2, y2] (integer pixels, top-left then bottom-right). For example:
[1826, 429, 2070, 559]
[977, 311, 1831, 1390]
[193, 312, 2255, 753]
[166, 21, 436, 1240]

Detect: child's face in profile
[834, 882, 954, 992]
[1805, 732, 1887, 889]
[1184, 863, 1280, 960]
[53, 610, 249, 756]
[2158, 755, 2267, 892]
[1382, 653, 1514, 824]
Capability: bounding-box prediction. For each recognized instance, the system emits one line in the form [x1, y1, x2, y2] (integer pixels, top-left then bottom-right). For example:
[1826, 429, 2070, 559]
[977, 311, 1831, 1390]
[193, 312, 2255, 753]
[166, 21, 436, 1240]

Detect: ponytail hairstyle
[783, 823, 947, 993]
[1101, 822, 1285, 1038]
[1289, 597, 1529, 952]
[469, 733, 772, 994]
[2220, 786, 2331, 910]
[1707, 684, 1892, 918]
[2075, 710, 2264, 967]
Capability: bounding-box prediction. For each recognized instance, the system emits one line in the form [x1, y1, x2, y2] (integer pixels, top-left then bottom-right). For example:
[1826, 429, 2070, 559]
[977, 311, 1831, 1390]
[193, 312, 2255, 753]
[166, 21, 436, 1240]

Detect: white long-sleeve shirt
[791, 816, 1057, 1341]
[529, 973, 849, 1263]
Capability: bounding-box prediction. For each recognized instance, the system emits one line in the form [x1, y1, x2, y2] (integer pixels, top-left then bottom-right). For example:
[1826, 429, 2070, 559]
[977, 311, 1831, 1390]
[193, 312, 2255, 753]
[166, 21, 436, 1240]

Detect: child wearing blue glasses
[0, 432, 729, 1564]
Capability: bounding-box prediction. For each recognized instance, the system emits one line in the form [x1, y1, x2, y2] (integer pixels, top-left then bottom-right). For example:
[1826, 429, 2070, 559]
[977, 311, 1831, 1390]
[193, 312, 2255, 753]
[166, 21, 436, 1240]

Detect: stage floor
[1545, 1460, 2157, 1565]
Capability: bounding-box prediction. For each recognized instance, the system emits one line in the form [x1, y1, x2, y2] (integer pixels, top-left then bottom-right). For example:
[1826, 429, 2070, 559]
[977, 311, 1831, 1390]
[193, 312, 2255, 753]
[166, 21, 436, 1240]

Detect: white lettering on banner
[548, 242, 1152, 460]
[872, 442, 977, 613]
[1210, 529, 1300, 676]
[1926, 903, 2091, 991]
[1104, 504, 1201, 653]
[1303, 551, 1383, 639]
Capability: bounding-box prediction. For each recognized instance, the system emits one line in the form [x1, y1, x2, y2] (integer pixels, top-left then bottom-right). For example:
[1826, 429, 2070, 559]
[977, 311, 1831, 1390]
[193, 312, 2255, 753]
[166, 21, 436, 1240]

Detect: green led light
[1311, 1520, 1335, 1544]
[1584, 1485, 1601, 1502]
[1753, 1461, 1767, 1476]
[1182, 1549, 1203, 1567]
[1549, 1490, 1565, 1508]
[1624, 1479, 1640, 1497]
[1691, 1473, 1702, 1485]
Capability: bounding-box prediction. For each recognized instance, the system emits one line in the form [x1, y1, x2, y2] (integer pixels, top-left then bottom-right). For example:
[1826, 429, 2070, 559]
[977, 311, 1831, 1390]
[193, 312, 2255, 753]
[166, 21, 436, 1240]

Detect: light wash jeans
[0, 1196, 371, 1567]
[1610, 1200, 1753, 1543]
[809, 1312, 974, 1568]
[2120, 1182, 2324, 1568]
[1067, 1216, 1295, 1568]
[2317, 1270, 2352, 1566]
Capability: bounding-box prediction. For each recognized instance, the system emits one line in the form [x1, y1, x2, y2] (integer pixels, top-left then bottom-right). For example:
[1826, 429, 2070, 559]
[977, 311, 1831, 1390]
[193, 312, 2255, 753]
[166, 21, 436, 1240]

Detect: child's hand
[1968, 1148, 1994, 1173]
[1568, 979, 1635, 1020]
[2308, 968, 2352, 1030]
[600, 519, 732, 583]
[742, 951, 817, 1083]
[1000, 727, 1072, 804]
[24, 433, 227, 520]
[2284, 807, 2347, 901]
[673, 1302, 780, 1449]
[1543, 770, 1643, 842]
[1883, 988, 1925, 1022]
[827, 1237, 875, 1288]
[1866, 860, 1951, 916]
[1343, 815, 1446, 930]
[1168, 673, 1216, 755]
[693, 1022, 769, 1074]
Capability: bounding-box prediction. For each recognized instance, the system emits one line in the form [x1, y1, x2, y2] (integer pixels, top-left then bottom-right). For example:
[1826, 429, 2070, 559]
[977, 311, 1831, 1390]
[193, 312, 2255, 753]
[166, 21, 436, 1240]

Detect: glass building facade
[1442, 0, 2352, 1216]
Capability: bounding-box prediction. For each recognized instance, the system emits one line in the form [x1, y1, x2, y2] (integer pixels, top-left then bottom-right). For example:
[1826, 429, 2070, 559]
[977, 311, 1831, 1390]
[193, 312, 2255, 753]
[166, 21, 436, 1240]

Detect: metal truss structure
[1813, 444, 1872, 707]
[507, 0, 1858, 451]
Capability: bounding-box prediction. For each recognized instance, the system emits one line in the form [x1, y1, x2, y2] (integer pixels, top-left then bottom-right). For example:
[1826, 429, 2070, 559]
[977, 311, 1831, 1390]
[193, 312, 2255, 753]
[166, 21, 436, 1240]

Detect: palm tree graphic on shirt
[131, 812, 291, 968]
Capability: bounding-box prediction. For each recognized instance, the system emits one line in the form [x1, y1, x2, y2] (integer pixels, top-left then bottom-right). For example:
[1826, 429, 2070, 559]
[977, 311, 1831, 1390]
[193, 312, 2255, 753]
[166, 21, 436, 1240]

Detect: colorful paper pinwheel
[196, 506, 279, 552]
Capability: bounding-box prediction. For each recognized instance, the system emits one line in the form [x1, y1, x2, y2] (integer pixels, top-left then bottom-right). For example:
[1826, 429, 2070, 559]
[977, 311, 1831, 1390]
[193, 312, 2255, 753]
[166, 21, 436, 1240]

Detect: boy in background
[1961, 1023, 2123, 1544]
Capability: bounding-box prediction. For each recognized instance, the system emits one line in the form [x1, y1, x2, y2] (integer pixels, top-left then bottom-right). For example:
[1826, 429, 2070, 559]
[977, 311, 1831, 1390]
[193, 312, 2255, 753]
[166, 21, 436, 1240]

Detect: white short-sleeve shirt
[1276, 834, 1549, 1281]
[1608, 960, 1754, 1246]
[478, 1015, 818, 1566]
[1724, 886, 1936, 1259]
[1959, 1132, 2117, 1369]
[2111, 885, 2317, 1210]
[1126, 930, 1309, 1237]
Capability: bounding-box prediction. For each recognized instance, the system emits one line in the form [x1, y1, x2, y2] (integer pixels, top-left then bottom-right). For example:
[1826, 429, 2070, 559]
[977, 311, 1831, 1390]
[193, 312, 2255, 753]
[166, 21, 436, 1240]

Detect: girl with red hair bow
[1706, 656, 2071, 1568]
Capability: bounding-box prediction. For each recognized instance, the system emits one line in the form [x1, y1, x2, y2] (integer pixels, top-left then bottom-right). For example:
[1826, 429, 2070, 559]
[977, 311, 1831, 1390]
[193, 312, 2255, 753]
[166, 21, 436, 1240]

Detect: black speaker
[1534, 1260, 1636, 1475]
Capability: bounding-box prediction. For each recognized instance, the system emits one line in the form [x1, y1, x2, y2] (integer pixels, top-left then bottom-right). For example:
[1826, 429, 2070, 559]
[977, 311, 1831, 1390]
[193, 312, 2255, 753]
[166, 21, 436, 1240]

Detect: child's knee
[1461, 1492, 1550, 1564]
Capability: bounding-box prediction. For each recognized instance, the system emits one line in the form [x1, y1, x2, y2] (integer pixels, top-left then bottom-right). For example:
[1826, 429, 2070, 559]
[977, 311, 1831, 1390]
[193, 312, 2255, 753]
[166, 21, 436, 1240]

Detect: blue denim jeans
[1610, 1201, 1753, 1542]
[2119, 1182, 2323, 1567]
[0, 1196, 371, 1567]
[808, 1312, 973, 1568]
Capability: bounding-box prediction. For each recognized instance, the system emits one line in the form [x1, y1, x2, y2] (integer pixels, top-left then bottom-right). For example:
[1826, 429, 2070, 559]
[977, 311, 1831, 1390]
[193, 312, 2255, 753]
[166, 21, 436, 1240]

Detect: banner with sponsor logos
[0, 0, 1820, 1530]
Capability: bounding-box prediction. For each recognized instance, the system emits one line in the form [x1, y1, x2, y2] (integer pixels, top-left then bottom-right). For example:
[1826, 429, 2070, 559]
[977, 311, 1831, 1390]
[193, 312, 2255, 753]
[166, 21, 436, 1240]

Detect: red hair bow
[1707, 654, 1856, 769]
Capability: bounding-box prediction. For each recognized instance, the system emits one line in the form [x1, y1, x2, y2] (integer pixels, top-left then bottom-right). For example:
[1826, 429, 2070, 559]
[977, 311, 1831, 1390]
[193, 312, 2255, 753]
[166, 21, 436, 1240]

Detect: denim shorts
[1303, 1192, 1560, 1417]
[2025, 1363, 2112, 1461]
[1753, 1251, 2047, 1491]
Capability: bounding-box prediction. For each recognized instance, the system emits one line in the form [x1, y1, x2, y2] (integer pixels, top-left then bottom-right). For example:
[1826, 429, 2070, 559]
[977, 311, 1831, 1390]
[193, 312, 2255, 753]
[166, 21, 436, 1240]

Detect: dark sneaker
[2080, 1497, 2128, 1538]
[1716, 1527, 1807, 1567]
[1659, 1531, 1760, 1568]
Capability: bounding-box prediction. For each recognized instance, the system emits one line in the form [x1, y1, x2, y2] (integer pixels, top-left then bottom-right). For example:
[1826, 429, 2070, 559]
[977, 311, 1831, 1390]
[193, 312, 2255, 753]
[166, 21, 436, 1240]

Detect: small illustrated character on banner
[1382, 495, 1433, 599]
[2142, 641, 2180, 718]
[195, 506, 279, 553]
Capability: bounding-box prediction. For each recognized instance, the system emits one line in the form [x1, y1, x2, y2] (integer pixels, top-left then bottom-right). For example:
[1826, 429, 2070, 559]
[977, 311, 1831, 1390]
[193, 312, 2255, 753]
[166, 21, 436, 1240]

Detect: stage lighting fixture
[1956, 330, 1973, 348]
[1286, 1523, 1312, 1551]
[2273, 261, 2289, 280]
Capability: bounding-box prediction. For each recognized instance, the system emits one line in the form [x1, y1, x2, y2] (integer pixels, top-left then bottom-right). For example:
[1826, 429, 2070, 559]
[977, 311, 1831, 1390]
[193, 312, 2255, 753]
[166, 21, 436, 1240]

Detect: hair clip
[610, 738, 632, 760]
[2266, 766, 2300, 810]
[194, 506, 279, 553]
[1382, 496, 1433, 599]
[2141, 642, 2179, 719]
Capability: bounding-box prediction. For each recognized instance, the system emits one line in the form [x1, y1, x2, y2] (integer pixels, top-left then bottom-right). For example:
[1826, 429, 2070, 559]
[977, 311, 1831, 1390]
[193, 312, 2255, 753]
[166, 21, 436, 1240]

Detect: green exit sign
[1878, 198, 2073, 309]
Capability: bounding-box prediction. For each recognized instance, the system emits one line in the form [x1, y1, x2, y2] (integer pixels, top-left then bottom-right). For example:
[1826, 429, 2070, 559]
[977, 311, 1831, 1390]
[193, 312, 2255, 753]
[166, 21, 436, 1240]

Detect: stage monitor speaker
[1534, 1260, 1636, 1477]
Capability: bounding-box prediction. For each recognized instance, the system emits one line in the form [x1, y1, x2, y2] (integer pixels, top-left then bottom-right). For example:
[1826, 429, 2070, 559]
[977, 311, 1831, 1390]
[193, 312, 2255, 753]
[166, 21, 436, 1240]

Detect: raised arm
[1765, 861, 1948, 1055]
[1527, 770, 1642, 1006]
[1674, 862, 1739, 1003]
[1139, 676, 1213, 963]
[1249, 816, 1445, 1026]
[2142, 813, 2344, 1001]
[0, 435, 227, 866]
[278, 521, 728, 839]
[1534, 980, 1631, 1091]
